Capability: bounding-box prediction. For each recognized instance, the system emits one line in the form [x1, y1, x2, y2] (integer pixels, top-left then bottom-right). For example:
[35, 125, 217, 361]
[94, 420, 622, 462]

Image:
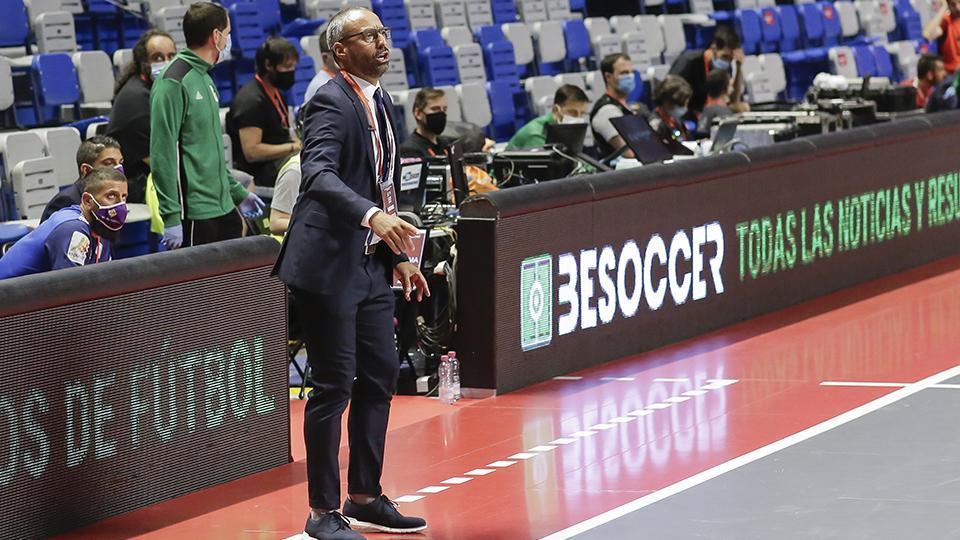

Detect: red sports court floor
[56, 255, 960, 539]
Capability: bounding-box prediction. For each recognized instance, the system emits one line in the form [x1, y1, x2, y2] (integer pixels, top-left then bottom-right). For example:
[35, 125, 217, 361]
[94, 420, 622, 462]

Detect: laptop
[397, 157, 429, 213]
[710, 119, 740, 154]
[609, 115, 676, 165]
[544, 123, 588, 154]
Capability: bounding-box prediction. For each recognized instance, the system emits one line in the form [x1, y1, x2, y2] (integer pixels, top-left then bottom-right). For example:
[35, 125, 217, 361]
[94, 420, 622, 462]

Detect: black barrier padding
[739, 138, 816, 166]
[0, 241, 289, 539]
[463, 176, 595, 219]
[0, 236, 281, 318]
[923, 111, 959, 128]
[458, 110, 960, 393]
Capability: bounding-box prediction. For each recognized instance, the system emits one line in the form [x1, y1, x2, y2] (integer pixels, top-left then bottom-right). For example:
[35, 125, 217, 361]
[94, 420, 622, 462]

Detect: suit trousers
[291, 254, 399, 510]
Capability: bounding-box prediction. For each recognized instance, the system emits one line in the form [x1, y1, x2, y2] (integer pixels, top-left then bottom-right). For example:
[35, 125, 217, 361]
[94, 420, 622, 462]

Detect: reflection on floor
[56, 256, 960, 540]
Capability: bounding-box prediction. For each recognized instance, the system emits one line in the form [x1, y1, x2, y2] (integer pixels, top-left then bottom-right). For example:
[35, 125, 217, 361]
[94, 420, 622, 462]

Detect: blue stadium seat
[212, 61, 235, 105]
[289, 55, 315, 107]
[373, 0, 411, 49]
[476, 25, 520, 81]
[871, 44, 895, 79]
[819, 2, 842, 46]
[13, 54, 81, 127]
[281, 18, 326, 39]
[736, 10, 764, 54]
[230, 1, 268, 59]
[800, 3, 826, 48]
[562, 19, 591, 70]
[853, 44, 877, 76]
[487, 79, 518, 140]
[0, 0, 30, 49]
[569, 0, 585, 10]
[760, 8, 782, 53]
[492, 0, 519, 24]
[0, 223, 30, 251]
[120, 13, 147, 50]
[411, 29, 460, 87]
[778, 5, 801, 52]
[893, 0, 923, 40]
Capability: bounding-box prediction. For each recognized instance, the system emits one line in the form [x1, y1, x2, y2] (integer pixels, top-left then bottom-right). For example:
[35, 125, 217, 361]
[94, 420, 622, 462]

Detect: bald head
[327, 8, 391, 83]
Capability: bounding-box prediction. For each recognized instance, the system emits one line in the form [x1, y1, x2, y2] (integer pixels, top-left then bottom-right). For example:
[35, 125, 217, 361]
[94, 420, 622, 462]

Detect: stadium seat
[0, 58, 13, 114]
[0, 131, 45, 187]
[799, 3, 826, 47]
[230, 2, 267, 58]
[373, 0, 413, 48]
[610, 15, 639, 34]
[436, 0, 468, 27]
[502, 22, 536, 75]
[584, 69, 604, 101]
[635, 15, 666, 62]
[0, 223, 30, 251]
[112, 48, 132, 72]
[35, 11, 78, 54]
[436, 84, 463, 121]
[154, 5, 187, 48]
[211, 61, 234, 105]
[561, 18, 591, 69]
[524, 74, 558, 114]
[383, 48, 410, 92]
[289, 54, 315, 107]
[855, 0, 896, 38]
[760, 8, 783, 53]
[15, 53, 81, 126]
[737, 9, 764, 54]
[834, 1, 862, 41]
[0, 0, 31, 50]
[486, 79, 518, 139]
[829, 45, 858, 77]
[870, 43, 895, 79]
[852, 44, 877, 76]
[546, 0, 571, 20]
[759, 52, 786, 98]
[531, 20, 566, 73]
[456, 81, 492, 128]
[690, 0, 714, 15]
[447, 33, 487, 83]
[659, 15, 686, 63]
[516, 0, 548, 22]
[466, 0, 494, 29]
[407, 0, 438, 30]
[300, 35, 322, 68]
[492, 0, 520, 24]
[778, 5, 802, 51]
[583, 18, 624, 64]
[886, 39, 917, 80]
[819, 2, 842, 46]
[72, 51, 114, 116]
[32, 126, 80, 188]
[553, 71, 586, 90]
[893, 0, 922, 40]
[442, 25, 474, 46]
[11, 157, 58, 219]
[909, 0, 933, 27]
[412, 28, 460, 86]
[476, 25, 521, 81]
[644, 0, 666, 15]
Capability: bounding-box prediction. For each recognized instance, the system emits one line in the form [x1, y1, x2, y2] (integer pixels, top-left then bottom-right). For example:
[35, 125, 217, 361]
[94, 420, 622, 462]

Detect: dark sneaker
[302, 511, 365, 540]
[343, 495, 427, 534]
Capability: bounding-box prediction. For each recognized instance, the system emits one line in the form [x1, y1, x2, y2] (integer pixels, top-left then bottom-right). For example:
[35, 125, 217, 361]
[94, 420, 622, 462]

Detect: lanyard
[255, 75, 289, 129]
[703, 49, 713, 78]
[341, 70, 394, 182]
[605, 91, 629, 109]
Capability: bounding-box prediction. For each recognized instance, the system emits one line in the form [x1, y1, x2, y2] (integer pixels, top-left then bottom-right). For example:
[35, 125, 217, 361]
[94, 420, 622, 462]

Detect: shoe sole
[346, 518, 427, 534]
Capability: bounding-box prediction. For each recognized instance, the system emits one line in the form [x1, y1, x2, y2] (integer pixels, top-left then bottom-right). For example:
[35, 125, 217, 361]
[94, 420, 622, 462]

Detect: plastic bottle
[438, 355, 454, 404]
[448, 351, 461, 401]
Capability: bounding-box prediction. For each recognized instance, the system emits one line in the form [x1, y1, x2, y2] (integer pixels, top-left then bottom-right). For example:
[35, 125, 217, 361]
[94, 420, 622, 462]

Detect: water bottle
[438, 355, 454, 404]
[448, 351, 461, 401]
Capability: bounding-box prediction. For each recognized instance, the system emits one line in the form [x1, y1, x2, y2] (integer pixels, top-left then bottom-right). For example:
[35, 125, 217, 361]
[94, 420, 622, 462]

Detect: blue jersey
[0, 205, 112, 280]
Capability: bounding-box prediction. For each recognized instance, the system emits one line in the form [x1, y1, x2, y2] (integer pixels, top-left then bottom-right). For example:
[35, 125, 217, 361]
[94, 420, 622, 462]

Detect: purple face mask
[114, 164, 125, 175]
[88, 195, 128, 231]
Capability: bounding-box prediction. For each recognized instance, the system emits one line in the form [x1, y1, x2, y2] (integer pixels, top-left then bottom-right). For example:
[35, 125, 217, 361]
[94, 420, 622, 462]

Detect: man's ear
[80, 164, 92, 177]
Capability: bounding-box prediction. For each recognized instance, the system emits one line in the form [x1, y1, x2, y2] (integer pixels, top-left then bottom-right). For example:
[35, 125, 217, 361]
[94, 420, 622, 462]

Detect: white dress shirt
[351, 75, 394, 229]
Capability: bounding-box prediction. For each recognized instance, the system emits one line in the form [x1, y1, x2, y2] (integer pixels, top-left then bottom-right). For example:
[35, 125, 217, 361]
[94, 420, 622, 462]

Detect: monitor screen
[545, 123, 588, 155]
[610, 115, 674, 164]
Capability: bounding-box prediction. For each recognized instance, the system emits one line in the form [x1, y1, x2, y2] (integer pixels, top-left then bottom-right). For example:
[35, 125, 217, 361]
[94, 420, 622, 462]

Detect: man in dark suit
[273, 7, 430, 540]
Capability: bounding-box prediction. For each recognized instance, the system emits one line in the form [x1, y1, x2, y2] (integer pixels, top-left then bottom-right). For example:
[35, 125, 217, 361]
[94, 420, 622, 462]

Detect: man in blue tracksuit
[0, 168, 129, 279]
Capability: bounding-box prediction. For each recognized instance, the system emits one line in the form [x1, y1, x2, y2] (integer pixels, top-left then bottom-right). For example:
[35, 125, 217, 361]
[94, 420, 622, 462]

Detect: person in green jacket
[150, 2, 264, 249]
[507, 84, 591, 150]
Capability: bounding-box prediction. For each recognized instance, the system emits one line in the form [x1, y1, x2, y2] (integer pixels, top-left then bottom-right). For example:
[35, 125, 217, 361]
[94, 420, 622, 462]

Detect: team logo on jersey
[66, 232, 90, 265]
[195, 90, 204, 100]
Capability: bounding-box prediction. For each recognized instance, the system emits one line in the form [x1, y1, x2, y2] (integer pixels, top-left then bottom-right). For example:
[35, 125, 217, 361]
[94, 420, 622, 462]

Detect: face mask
[616, 73, 636, 95]
[425, 111, 447, 135]
[670, 106, 688, 120]
[150, 61, 169, 81]
[87, 195, 128, 231]
[559, 114, 587, 125]
[712, 58, 731, 71]
[114, 164, 125, 175]
[216, 31, 232, 64]
[269, 70, 296, 91]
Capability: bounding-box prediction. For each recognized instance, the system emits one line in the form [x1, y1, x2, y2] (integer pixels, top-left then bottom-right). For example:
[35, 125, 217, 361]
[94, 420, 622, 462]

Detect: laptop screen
[545, 123, 588, 155]
[610, 115, 674, 165]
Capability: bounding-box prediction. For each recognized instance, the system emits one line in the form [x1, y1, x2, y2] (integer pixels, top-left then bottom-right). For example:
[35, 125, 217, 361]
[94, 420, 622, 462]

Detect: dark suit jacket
[273, 73, 404, 295]
[40, 180, 82, 224]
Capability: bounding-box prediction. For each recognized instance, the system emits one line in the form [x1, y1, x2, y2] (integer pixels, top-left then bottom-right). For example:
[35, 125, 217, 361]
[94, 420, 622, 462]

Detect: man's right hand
[163, 224, 183, 250]
[369, 211, 418, 255]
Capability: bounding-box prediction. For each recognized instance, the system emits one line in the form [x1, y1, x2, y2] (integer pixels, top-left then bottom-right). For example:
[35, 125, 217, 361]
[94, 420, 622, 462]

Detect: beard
[89, 218, 120, 243]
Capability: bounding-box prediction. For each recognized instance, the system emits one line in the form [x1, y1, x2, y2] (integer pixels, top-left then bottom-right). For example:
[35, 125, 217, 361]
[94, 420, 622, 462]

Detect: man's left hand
[239, 192, 266, 219]
[396, 262, 431, 302]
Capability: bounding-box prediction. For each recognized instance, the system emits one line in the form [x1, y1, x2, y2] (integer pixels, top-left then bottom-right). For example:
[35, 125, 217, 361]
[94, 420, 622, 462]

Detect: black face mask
[88, 214, 120, 243]
[269, 70, 296, 91]
[424, 111, 447, 135]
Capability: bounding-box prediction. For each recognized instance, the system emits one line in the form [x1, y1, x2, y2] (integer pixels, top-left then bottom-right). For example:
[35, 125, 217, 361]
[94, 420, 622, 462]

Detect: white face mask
[216, 30, 232, 64]
[559, 114, 587, 125]
[150, 61, 169, 80]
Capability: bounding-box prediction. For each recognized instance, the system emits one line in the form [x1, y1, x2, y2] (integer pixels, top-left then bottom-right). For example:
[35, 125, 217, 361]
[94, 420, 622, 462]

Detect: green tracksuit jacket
[150, 49, 248, 227]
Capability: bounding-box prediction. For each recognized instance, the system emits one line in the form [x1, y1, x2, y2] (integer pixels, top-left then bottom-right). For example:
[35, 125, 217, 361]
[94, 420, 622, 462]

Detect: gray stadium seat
[437, 84, 463, 122]
[112, 48, 133, 72]
[35, 11, 77, 54]
[829, 46, 859, 78]
[636, 15, 666, 63]
[466, 0, 494, 29]
[11, 157, 58, 220]
[436, 0, 468, 27]
[456, 82, 492, 128]
[0, 58, 13, 112]
[24, 0, 61, 26]
[0, 132, 46, 175]
[835, 1, 861, 38]
[689, 0, 714, 14]
[910, 0, 934, 26]
[759, 53, 786, 99]
[516, 0, 548, 22]
[554, 71, 586, 90]
[546, 0, 571, 20]
[442, 25, 474, 46]
[502, 22, 536, 67]
[887, 40, 918, 80]
[33, 126, 81, 188]
[407, 0, 438, 30]
[610, 15, 639, 34]
[742, 54, 775, 102]
[659, 15, 686, 64]
[584, 69, 605, 102]
[382, 48, 409, 92]
[72, 51, 115, 109]
[531, 21, 567, 64]
[524, 75, 558, 115]
[453, 42, 487, 83]
[155, 5, 188, 48]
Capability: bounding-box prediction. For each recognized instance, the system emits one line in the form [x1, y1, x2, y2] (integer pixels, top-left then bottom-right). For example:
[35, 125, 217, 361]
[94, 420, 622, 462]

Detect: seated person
[400, 87, 453, 158]
[925, 71, 959, 112]
[649, 75, 694, 142]
[304, 22, 339, 104]
[507, 84, 590, 150]
[269, 153, 301, 235]
[0, 168, 128, 280]
[905, 54, 946, 109]
[668, 26, 745, 116]
[106, 29, 177, 203]
[590, 53, 648, 159]
[226, 37, 301, 188]
[923, 0, 960, 74]
[40, 136, 124, 223]
[697, 69, 735, 137]
[456, 127, 499, 198]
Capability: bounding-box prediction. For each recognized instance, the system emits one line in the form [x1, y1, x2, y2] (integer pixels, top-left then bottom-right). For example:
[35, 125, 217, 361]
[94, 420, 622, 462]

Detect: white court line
[627, 409, 653, 417]
[553, 376, 584, 381]
[487, 461, 517, 468]
[645, 403, 672, 410]
[509, 452, 539, 460]
[539, 364, 960, 540]
[590, 423, 616, 430]
[664, 396, 691, 403]
[441, 477, 472, 485]
[822, 381, 960, 389]
[682, 390, 708, 397]
[465, 468, 495, 476]
[569, 430, 597, 437]
[528, 445, 558, 452]
[609, 416, 634, 423]
[418, 486, 449, 494]
[393, 495, 424, 503]
[550, 438, 578, 445]
[653, 378, 690, 382]
[600, 377, 636, 381]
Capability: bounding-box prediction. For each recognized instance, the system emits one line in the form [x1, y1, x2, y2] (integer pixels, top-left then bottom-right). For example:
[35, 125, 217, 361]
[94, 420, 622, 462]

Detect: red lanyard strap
[342, 71, 389, 180]
[256, 75, 290, 129]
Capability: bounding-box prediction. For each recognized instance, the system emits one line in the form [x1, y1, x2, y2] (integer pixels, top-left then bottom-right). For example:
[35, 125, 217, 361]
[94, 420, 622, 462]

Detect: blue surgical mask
[217, 31, 232, 64]
[617, 73, 636, 95]
[712, 58, 731, 71]
[670, 106, 687, 120]
[150, 61, 168, 80]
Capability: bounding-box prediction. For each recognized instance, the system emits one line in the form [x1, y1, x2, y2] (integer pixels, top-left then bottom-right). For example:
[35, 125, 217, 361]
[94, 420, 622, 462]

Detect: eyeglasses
[339, 27, 391, 44]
